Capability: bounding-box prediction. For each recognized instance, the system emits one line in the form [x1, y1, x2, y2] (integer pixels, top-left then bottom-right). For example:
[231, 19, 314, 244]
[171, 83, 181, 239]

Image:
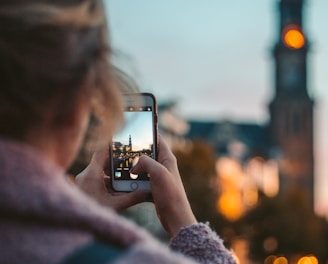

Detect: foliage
[237, 187, 328, 262]
[174, 140, 217, 221]
[173, 140, 230, 235]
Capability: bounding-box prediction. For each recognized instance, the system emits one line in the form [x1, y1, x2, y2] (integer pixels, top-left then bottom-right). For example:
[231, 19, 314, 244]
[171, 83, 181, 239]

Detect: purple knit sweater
[0, 138, 237, 264]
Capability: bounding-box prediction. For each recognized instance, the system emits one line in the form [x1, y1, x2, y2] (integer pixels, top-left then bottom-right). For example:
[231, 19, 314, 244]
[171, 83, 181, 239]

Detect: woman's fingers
[156, 134, 179, 173]
[130, 137, 197, 237]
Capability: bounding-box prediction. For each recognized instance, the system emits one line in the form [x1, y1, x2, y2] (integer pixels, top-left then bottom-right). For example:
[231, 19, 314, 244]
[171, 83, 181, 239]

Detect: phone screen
[111, 93, 157, 191]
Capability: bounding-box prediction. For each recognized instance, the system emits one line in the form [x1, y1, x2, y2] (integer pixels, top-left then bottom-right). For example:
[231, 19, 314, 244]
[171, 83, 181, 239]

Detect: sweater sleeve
[169, 223, 237, 264]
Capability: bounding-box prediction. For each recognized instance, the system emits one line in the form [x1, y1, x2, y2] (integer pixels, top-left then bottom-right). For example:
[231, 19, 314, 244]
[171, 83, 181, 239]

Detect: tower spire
[129, 134, 132, 150]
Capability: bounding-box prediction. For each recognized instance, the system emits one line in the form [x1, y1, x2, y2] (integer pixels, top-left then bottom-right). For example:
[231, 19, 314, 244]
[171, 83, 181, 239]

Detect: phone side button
[130, 182, 138, 190]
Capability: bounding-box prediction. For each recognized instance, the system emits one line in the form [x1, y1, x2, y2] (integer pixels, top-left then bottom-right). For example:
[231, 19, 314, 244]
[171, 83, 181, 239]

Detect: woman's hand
[130, 134, 197, 237]
[75, 147, 149, 212]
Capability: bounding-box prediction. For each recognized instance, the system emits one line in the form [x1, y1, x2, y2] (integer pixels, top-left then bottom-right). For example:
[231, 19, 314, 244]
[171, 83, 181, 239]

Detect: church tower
[269, 0, 314, 207]
[128, 134, 132, 150]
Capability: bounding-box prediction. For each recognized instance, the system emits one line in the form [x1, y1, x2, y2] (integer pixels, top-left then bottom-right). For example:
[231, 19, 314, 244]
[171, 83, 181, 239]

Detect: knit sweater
[0, 138, 237, 264]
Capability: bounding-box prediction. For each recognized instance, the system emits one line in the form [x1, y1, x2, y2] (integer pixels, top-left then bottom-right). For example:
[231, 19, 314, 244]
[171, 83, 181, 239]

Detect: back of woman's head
[0, 0, 122, 142]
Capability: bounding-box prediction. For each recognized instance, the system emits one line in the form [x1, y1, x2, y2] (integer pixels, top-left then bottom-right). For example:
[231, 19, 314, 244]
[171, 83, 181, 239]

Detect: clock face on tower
[282, 24, 305, 50]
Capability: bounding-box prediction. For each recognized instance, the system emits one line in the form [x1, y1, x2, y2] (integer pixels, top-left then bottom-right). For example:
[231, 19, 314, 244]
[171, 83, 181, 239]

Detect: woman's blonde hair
[0, 0, 123, 145]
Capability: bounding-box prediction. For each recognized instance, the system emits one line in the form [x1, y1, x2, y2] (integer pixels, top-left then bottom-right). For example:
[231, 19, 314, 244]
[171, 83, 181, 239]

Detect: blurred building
[159, 0, 314, 220]
[158, 101, 190, 149]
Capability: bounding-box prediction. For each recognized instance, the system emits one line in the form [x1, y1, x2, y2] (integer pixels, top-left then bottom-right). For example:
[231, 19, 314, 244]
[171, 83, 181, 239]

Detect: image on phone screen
[111, 107, 155, 181]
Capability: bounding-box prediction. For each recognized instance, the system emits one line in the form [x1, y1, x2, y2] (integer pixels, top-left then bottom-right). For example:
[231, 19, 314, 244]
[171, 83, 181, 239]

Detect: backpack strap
[63, 241, 123, 264]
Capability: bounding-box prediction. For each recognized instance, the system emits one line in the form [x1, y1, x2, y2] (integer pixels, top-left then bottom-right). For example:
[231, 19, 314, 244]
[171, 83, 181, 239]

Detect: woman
[0, 1, 237, 263]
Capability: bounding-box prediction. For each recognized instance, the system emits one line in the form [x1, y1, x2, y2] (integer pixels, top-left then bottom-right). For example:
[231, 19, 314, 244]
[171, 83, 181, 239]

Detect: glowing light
[297, 256, 318, 264]
[246, 158, 279, 198]
[216, 157, 244, 220]
[273, 256, 288, 264]
[217, 157, 242, 180]
[263, 160, 279, 197]
[283, 25, 305, 49]
[217, 190, 243, 221]
[243, 186, 258, 207]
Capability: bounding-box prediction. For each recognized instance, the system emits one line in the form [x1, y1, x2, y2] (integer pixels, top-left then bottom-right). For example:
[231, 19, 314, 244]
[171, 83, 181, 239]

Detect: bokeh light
[297, 255, 318, 264]
[273, 256, 288, 264]
[283, 25, 305, 49]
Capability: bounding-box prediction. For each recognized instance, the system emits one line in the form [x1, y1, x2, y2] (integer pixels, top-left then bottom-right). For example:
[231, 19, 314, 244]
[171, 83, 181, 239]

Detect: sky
[113, 111, 154, 151]
[105, 0, 328, 216]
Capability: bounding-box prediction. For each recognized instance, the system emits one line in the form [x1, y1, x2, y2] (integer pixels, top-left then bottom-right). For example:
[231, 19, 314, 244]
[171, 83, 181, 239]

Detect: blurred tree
[173, 140, 230, 234]
[238, 187, 328, 263]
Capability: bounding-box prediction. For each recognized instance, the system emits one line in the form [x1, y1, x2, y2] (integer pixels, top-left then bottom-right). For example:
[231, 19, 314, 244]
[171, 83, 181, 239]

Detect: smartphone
[110, 93, 158, 192]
